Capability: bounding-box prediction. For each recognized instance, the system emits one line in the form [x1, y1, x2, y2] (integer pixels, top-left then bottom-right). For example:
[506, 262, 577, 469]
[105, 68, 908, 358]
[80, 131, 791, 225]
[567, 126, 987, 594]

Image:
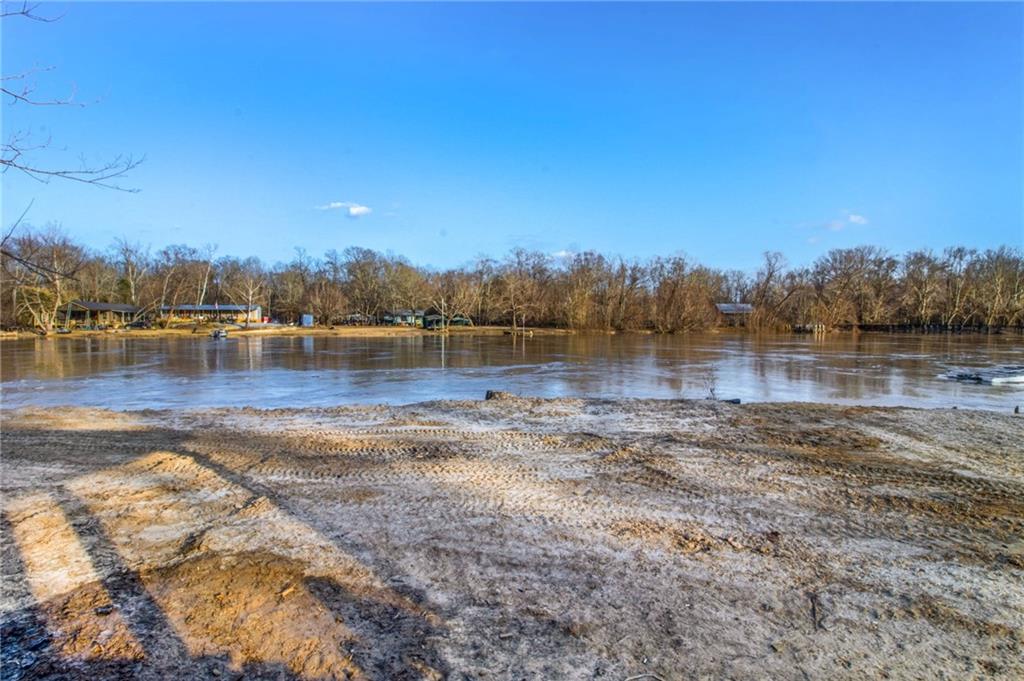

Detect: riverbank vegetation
[2, 226, 1021, 333]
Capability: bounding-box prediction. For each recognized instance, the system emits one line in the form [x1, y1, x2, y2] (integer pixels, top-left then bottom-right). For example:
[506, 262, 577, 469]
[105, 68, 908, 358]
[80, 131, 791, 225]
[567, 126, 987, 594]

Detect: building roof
[715, 303, 754, 314]
[161, 304, 259, 312]
[70, 300, 139, 313]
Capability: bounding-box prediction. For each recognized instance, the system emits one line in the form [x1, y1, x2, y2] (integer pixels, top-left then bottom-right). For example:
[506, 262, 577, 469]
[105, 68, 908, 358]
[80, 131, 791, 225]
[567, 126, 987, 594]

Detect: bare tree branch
[0, 1, 62, 22]
[1, 151, 145, 192]
[1, 3, 142, 192]
[1, 198, 33, 249]
[2, 81, 80, 106]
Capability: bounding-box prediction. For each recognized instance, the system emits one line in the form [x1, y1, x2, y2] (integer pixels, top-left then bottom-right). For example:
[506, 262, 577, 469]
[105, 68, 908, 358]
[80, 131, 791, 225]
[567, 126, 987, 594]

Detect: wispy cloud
[551, 249, 574, 259]
[316, 201, 372, 218]
[817, 211, 869, 233]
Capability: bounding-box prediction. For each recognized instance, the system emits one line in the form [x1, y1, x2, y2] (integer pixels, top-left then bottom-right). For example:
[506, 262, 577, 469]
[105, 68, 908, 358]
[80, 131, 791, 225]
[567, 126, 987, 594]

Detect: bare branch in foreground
[0, 1, 62, 22]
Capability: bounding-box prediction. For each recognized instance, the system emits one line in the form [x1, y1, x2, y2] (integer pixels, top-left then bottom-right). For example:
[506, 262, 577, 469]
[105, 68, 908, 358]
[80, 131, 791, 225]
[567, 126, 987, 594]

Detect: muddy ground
[1, 397, 1022, 680]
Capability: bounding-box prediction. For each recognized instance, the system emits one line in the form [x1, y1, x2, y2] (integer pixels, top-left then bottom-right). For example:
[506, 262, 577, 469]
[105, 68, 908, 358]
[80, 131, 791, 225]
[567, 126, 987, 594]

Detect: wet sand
[1, 398, 1022, 680]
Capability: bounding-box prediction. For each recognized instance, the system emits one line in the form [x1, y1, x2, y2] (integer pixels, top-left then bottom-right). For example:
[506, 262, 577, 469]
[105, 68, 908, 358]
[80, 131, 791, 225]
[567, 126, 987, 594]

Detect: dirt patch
[727, 404, 884, 452]
[610, 519, 720, 554]
[2, 398, 1022, 680]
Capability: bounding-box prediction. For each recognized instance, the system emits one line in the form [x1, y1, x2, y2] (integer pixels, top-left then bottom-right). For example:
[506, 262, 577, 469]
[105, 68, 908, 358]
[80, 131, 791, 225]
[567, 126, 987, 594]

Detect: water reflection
[1, 333, 1021, 411]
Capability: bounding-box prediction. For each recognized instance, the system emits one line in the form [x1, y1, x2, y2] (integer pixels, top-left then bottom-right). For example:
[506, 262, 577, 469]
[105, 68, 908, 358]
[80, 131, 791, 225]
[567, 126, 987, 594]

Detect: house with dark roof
[161, 304, 262, 322]
[65, 300, 141, 327]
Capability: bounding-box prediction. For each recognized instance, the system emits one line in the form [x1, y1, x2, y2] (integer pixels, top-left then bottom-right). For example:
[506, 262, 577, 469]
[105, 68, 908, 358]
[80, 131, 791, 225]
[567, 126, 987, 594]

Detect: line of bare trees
[1, 225, 1021, 333]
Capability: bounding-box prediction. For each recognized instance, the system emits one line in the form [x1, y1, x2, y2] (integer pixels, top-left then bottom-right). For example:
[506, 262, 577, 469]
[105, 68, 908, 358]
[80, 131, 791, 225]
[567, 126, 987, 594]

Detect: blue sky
[3, 2, 1022, 270]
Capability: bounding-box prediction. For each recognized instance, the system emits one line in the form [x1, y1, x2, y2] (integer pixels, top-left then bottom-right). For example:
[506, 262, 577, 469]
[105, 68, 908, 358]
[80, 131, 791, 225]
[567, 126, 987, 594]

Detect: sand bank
[1, 398, 1022, 679]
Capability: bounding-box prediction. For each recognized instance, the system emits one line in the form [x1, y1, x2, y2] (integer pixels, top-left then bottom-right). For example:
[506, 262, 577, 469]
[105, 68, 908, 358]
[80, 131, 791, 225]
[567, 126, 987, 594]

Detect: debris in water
[940, 365, 1024, 385]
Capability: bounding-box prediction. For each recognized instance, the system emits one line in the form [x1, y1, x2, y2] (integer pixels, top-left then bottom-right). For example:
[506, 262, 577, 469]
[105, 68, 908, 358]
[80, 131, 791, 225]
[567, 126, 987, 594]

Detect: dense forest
[2, 225, 1022, 333]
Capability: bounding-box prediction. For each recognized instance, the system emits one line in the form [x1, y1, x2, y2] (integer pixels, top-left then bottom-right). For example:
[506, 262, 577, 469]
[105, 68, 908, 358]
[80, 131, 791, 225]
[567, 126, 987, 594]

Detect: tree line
[2, 224, 1022, 333]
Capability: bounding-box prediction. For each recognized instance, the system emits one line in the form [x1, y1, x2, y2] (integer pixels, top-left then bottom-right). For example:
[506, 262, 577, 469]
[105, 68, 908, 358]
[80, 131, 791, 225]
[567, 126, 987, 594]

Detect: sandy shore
[1, 398, 1022, 680]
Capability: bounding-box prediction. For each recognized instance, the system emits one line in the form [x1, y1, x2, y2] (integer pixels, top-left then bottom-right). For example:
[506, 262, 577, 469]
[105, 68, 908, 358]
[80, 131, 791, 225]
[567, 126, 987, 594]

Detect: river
[1, 332, 1021, 411]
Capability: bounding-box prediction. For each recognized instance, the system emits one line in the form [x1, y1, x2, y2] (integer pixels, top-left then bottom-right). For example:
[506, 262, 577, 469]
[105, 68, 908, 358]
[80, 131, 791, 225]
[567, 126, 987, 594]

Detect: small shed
[715, 303, 754, 327]
[300, 314, 314, 328]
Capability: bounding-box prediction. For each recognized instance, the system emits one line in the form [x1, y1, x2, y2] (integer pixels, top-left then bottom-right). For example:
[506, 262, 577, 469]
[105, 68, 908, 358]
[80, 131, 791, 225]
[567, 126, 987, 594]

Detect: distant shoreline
[2, 324, 1022, 342]
[0, 325, 574, 341]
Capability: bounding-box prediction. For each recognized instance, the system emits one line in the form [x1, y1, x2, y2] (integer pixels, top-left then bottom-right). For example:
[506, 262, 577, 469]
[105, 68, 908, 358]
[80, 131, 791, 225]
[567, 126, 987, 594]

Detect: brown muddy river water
[1, 332, 1021, 411]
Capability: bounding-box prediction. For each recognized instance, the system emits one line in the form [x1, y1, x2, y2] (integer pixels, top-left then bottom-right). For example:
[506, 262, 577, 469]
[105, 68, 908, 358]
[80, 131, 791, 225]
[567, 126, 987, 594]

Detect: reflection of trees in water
[2, 333, 1022, 407]
[238, 337, 264, 373]
[9, 337, 145, 381]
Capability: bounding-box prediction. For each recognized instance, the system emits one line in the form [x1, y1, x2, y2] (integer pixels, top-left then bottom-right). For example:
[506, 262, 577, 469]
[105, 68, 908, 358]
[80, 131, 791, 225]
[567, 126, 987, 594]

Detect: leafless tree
[2, 6, 143, 191]
[2, 2, 142, 293]
[427, 270, 479, 330]
[1, 224, 84, 330]
[342, 247, 386, 321]
[940, 247, 975, 328]
[2, 227, 1021, 333]
[113, 238, 150, 310]
[221, 256, 266, 327]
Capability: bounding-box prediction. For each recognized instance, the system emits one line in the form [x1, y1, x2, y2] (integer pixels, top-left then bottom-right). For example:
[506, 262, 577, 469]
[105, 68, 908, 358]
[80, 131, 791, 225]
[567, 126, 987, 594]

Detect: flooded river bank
[1, 332, 1021, 411]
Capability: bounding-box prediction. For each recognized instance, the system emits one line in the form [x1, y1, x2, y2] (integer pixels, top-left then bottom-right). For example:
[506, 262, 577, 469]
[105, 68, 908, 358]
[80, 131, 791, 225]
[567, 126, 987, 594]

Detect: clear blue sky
[3, 2, 1022, 270]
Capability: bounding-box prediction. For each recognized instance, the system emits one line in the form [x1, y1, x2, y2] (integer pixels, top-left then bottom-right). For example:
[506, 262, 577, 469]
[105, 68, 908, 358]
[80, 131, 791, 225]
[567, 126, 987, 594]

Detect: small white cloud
[316, 200, 372, 218]
[551, 249, 574, 259]
[815, 211, 868, 233]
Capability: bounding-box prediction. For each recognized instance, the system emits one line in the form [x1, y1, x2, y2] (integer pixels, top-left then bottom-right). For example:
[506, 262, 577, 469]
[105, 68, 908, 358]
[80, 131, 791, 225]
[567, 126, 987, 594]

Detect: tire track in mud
[182, 416, 1024, 573]
[184, 428, 736, 562]
[184, 427, 852, 569]
[4, 401, 1022, 681]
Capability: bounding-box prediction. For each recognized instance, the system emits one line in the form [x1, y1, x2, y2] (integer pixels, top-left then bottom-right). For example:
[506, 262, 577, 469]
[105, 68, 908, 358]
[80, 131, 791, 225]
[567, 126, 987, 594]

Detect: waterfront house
[424, 314, 473, 330]
[161, 304, 262, 323]
[384, 309, 426, 327]
[341, 313, 374, 325]
[65, 301, 140, 327]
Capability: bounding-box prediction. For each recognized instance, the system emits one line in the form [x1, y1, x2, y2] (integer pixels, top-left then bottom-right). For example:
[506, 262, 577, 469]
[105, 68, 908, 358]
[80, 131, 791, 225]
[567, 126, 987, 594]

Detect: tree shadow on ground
[1, 423, 451, 680]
